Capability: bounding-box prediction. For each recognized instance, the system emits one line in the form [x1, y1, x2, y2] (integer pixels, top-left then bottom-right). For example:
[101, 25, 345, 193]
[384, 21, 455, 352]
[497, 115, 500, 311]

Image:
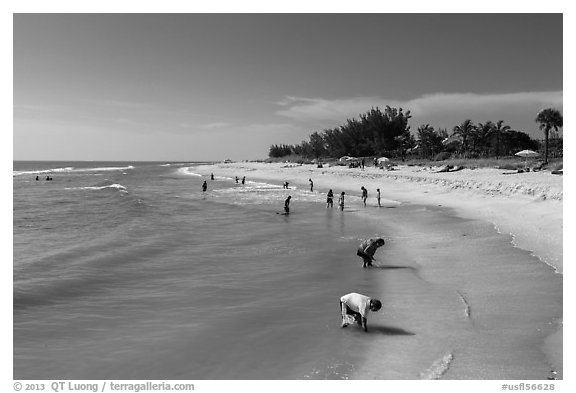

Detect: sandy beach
[192, 161, 563, 379]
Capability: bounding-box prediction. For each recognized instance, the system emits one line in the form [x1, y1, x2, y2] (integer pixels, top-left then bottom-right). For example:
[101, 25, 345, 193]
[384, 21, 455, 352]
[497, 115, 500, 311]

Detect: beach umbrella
[377, 157, 390, 164]
[515, 150, 540, 169]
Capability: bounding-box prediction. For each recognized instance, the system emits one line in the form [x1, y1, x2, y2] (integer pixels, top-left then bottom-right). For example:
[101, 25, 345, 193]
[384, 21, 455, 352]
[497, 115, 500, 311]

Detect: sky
[13, 13, 563, 161]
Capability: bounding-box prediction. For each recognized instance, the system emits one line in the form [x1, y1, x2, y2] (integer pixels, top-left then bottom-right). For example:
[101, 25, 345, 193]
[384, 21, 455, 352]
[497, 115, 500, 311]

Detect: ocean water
[13, 161, 562, 380]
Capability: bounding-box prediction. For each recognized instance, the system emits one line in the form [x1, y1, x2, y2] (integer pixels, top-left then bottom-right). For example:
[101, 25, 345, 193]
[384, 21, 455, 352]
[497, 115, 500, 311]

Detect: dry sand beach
[192, 161, 563, 379]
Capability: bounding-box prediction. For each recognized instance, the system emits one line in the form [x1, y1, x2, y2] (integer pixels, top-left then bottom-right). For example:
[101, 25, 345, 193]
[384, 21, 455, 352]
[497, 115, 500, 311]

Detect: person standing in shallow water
[376, 188, 381, 207]
[338, 192, 345, 211]
[326, 189, 334, 208]
[361, 186, 368, 207]
[202, 181, 208, 192]
[284, 195, 291, 215]
[242, 176, 246, 184]
[309, 178, 314, 192]
[211, 173, 214, 181]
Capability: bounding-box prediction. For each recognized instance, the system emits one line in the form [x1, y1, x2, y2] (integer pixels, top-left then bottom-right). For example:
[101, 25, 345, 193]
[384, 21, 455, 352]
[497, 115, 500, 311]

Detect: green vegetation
[269, 106, 563, 164]
[535, 108, 563, 164]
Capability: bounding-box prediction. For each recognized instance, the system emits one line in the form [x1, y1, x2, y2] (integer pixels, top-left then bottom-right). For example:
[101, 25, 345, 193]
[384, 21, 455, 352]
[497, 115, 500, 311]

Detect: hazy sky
[13, 13, 563, 161]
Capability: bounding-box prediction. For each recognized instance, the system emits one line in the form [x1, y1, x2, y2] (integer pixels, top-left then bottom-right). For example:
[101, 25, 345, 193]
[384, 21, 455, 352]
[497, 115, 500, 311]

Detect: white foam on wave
[420, 352, 454, 379]
[65, 184, 128, 192]
[13, 167, 75, 176]
[74, 165, 135, 172]
[177, 167, 203, 177]
[13, 165, 134, 176]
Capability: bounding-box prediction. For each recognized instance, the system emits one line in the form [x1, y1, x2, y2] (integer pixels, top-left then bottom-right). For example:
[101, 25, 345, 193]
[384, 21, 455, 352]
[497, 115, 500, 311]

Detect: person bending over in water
[356, 238, 385, 268]
[340, 292, 382, 332]
[284, 195, 291, 215]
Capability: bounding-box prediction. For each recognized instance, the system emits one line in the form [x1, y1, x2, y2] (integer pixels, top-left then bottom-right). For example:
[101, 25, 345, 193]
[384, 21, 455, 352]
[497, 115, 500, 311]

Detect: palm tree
[452, 119, 476, 156]
[493, 120, 511, 159]
[475, 121, 495, 157]
[535, 108, 563, 164]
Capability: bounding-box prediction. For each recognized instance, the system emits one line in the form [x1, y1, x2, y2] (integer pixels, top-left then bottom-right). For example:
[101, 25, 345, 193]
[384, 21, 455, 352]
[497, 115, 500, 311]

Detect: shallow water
[13, 162, 562, 379]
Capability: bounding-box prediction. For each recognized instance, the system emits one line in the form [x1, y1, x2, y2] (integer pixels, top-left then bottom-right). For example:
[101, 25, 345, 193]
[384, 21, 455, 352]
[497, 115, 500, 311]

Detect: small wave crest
[65, 183, 128, 192]
[13, 167, 75, 176]
[13, 165, 134, 176]
[177, 167, 203, 177]
[420, 352, 454, 379]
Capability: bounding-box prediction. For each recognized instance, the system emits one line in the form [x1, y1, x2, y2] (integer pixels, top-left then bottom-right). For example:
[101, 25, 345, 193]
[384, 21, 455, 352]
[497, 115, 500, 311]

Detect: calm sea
[13, 161, 562, 380]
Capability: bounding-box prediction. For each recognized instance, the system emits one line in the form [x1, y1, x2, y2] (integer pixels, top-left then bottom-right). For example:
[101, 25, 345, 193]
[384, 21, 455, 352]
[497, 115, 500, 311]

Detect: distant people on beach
[35, 176, 39, 181]
[45, 176, 52, 181]
[309, 178, 314, 192]
[242, 176, 246, 184]
[356, 238, 385, 268]
[326, 189, 334, 208]
[284, 195, 291, 215]
[340, 292, 382, 332]
[202, 181, 208, 192]
[361, 159, 365, 169]
[211, 173, 214, 181]
[283, 181, 289, 189]
[338, 192, 345, 211]
[376, 188, 381, 207]
[361, 187, 368, 207]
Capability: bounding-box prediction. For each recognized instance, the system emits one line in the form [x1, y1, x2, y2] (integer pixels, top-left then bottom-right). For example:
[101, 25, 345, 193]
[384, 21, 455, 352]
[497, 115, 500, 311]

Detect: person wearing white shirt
[340, 292, 382, 332]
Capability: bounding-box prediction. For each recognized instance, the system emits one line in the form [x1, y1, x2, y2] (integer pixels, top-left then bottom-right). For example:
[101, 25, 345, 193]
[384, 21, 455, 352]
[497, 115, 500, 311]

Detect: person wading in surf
[284, 195, 291, 215]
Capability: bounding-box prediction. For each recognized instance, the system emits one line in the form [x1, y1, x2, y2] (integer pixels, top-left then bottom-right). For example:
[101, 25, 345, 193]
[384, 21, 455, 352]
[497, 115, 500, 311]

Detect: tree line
[269, 106, 563, 163]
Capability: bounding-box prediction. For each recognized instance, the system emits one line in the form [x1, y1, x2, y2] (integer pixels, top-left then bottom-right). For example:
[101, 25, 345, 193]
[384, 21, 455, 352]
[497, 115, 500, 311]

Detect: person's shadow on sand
[371, 265, 417, 271]
[369, 326, 415, 336]
[346, 325, 415, 336]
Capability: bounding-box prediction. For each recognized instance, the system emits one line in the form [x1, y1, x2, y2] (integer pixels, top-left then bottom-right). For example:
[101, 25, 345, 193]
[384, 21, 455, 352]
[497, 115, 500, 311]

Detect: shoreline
[194, 162, 562, 272]
[190, 161, 563, 379]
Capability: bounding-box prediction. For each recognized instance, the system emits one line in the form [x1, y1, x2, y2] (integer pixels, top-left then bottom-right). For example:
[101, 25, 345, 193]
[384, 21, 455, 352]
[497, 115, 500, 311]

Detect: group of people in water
[324, 185, 382, 210]
[35, 175, 53, 181]
[202, 171, 385, 332]
[292, 178, 387, 331]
